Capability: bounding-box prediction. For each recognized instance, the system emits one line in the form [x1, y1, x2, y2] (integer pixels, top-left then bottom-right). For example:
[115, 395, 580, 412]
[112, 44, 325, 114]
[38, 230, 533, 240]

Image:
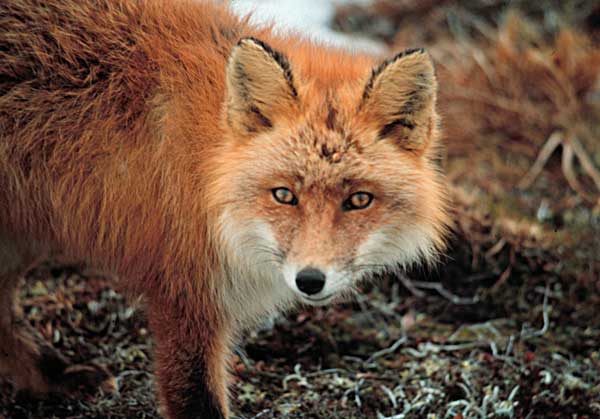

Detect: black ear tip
[391, 47, 427, 62]
[404, 47, 426, 55]
[236, 37, 271, 52]
[236, 37, 256, 46]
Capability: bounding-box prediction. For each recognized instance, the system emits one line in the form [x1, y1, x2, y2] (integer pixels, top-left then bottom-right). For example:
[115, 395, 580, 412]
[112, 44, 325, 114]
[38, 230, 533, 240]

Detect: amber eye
[272, 187, 298, 205]
[343, 192, 373, 211]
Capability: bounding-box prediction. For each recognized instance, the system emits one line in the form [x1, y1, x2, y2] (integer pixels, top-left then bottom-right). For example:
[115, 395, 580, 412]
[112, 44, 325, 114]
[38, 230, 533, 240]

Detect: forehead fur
[283, 121, 361, 186]
[249, 116, 400, 192]
[280, 41, 378, 90]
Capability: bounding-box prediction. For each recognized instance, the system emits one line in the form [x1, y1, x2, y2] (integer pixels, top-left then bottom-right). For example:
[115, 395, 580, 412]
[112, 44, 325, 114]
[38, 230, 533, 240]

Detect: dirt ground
[1, 1, 599, 418]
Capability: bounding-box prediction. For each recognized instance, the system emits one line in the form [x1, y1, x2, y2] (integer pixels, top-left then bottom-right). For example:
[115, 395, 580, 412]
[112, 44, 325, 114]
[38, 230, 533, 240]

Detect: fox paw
[18, 345, 117, 398]
[57, 362, 117, 396]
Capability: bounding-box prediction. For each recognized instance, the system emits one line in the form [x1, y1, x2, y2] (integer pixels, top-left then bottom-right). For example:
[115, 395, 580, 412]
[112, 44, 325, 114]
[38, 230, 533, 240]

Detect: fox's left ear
[360, 48, 438, 152]
[225, 37, 298, 137]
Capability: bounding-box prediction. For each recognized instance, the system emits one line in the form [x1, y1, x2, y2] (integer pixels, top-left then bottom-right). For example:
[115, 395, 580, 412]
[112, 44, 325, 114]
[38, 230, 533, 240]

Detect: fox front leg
[148, 295, 231, 419]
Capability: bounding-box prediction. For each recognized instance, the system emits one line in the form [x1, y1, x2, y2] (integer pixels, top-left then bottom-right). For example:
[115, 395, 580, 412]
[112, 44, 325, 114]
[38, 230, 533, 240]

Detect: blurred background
[1, 1, 599, 418]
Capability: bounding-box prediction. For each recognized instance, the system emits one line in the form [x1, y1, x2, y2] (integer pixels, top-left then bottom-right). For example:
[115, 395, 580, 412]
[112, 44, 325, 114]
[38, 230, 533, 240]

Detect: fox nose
[295, 267, 326, 295]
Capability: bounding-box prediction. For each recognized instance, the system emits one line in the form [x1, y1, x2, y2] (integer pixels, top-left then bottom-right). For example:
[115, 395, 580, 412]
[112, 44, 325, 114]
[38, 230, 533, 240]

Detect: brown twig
[518, 131, 563, 190]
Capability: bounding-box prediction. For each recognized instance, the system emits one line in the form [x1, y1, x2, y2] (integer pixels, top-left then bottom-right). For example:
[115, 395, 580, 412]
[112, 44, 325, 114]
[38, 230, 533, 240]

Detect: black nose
[295, 267, 326, 295]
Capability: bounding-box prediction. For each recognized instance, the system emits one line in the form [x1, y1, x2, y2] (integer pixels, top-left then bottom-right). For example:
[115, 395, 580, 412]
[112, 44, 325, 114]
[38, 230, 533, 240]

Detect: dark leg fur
[179, 356, 225, 419]
[148, 295, 229, 419]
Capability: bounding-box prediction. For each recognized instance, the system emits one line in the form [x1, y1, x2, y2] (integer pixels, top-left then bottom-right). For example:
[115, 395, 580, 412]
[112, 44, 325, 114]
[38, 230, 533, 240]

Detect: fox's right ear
[225, 37, 298, 137]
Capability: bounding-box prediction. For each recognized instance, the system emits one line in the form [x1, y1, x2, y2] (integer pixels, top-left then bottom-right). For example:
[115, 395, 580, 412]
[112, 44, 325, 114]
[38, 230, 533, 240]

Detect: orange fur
[0, 1, 450, 418]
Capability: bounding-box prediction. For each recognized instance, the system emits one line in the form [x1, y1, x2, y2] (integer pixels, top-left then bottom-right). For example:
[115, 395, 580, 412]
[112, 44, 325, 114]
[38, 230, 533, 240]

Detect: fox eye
[272, 187, 298, 205]
[343, 192, 373, 211]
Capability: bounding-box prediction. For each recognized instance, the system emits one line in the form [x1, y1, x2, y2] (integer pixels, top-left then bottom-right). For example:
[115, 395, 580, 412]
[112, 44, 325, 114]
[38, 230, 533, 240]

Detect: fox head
[210, 37, 450, 314]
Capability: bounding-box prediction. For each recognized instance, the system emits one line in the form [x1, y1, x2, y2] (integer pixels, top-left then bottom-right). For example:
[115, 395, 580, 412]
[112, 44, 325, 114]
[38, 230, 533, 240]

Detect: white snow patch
[230, 0, 385, 53]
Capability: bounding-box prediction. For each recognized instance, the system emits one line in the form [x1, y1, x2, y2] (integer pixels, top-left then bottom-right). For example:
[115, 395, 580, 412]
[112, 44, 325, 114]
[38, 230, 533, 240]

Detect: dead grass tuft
[437, 14, 600, 202]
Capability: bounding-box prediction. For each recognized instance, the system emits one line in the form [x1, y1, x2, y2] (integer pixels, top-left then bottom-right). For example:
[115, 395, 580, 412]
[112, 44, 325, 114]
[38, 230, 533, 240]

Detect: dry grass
[436, 13, 600, 205]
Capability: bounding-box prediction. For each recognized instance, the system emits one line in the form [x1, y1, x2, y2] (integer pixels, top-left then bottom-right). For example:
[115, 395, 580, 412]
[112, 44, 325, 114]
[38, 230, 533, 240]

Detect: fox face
[211, 38, 450, 317]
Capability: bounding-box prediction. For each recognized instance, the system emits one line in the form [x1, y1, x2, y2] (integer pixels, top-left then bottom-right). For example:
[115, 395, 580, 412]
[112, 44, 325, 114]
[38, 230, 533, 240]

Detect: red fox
[0, 0, 450, 417]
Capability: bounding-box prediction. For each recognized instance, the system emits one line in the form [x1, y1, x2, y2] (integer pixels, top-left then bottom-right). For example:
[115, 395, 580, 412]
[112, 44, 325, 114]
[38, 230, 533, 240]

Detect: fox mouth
[301, 293, 334, 306]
